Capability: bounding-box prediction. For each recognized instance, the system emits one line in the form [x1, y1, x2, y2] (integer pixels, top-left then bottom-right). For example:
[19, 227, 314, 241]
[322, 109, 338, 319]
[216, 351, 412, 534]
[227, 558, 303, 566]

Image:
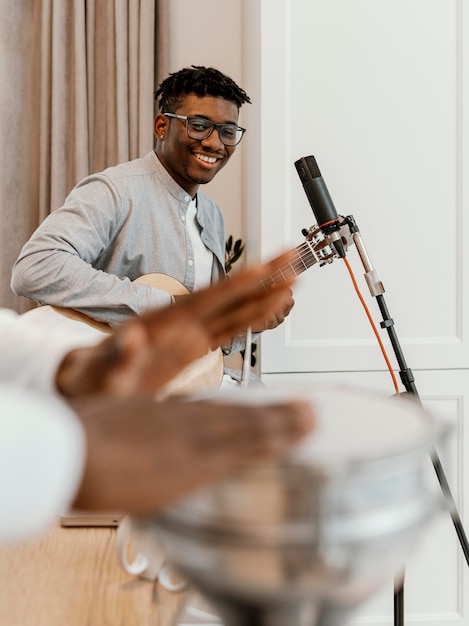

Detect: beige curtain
[0, 0, 169, 312]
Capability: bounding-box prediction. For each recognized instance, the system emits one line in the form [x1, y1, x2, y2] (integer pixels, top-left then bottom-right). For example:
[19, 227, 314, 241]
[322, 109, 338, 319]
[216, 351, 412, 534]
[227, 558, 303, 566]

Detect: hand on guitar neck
[56, 251, 298, 399]
[165, 278, 293, 332]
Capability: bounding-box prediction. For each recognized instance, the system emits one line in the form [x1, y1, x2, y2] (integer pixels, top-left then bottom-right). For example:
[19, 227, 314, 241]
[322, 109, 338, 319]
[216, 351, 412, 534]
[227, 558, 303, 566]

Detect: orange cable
[342, 257, 400, 396]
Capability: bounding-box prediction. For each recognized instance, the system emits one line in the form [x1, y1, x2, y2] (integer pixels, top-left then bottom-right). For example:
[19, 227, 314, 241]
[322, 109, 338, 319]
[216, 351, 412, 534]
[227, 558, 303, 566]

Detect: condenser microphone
[294, 155, 346, 258]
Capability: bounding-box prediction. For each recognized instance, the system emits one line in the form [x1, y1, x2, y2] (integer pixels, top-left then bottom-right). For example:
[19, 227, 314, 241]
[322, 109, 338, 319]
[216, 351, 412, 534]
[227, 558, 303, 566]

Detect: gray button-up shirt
[12, 151, 227, 327]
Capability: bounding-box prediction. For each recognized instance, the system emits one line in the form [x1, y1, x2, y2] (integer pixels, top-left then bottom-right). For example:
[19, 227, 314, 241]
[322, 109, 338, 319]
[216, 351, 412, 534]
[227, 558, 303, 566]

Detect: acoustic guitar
[42, 227, 342, 397]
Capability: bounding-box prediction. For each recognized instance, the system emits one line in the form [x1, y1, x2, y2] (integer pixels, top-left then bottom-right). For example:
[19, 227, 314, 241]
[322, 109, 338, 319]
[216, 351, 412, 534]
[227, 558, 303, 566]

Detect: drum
[140, 385, 447, 626]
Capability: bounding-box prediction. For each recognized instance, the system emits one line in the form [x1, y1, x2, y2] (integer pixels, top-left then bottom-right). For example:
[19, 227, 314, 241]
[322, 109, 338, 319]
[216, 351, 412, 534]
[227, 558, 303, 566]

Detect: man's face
[154, 94, 240, 197]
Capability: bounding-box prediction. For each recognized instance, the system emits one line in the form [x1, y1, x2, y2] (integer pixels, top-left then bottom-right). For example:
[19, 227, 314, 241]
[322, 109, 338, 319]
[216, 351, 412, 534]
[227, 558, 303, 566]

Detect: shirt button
[180, 214, 186, 222]
[188, 259, 194, 267]
[184, 195, 191, 202]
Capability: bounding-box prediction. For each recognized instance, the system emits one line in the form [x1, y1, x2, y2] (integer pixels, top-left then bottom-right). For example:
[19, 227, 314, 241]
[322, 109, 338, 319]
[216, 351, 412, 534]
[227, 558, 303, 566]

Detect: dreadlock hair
[154, 65, 251, 113]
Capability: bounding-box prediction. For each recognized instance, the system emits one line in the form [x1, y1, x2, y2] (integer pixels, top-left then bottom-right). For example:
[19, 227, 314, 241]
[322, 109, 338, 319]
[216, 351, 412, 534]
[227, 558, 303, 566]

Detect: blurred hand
[71, 394, 315, 515]
[57, 251, 297, 398]
[251, 285, 295, 331]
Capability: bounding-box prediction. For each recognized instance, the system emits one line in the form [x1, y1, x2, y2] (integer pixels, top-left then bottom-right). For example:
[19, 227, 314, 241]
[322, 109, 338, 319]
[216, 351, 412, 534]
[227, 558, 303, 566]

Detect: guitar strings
[242, 241, 317, 387]
[259, 242, 317, 290]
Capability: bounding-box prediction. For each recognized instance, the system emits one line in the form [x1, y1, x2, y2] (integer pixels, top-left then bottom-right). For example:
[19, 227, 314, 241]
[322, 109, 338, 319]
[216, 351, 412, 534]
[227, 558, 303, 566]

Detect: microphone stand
[336, 215, 469, 626]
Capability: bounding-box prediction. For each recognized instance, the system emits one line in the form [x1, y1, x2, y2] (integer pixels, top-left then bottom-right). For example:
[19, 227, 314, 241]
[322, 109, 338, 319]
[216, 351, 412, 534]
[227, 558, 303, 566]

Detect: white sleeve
[0, 384, 86, 544]
[0, 307, 107, 395]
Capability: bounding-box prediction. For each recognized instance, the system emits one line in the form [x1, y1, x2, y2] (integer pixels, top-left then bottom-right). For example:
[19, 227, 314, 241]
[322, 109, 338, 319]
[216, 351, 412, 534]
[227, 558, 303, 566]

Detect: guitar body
[43, 273, 225, 398]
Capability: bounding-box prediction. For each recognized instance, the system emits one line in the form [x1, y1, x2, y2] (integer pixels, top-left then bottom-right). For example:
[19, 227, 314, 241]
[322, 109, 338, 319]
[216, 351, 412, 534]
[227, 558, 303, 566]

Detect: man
[11, 66, 294, 356]
[1, 253, 314, 543]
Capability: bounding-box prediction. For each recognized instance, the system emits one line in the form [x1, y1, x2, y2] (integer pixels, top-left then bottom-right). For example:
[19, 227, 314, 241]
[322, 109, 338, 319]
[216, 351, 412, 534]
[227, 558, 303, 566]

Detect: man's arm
[0, 378, 314, 543]
[71, 393, 314, 515]
[0, 251, 314, 542]
[11, 177, 173, 326]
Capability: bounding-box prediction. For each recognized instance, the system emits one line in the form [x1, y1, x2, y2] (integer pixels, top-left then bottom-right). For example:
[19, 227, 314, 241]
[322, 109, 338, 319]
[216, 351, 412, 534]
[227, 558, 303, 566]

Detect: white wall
[249, 1, 469, 625]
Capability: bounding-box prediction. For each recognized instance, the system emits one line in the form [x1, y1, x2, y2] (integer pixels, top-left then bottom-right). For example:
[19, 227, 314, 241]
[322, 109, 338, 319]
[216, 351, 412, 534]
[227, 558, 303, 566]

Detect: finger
[138, 251, 297, 344]
[181, 251, 297, 318]
[190, 400, 314, 455]
[198, 274, 294, 326]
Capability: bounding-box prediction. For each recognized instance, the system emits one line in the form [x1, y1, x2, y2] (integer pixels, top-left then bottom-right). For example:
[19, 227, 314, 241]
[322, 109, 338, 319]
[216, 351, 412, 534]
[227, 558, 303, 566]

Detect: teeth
[195, 154, 217, 164]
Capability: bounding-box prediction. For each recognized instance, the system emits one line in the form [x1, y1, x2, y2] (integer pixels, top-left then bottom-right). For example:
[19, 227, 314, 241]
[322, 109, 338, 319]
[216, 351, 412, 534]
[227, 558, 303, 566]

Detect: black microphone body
[295, 155, 346, 258]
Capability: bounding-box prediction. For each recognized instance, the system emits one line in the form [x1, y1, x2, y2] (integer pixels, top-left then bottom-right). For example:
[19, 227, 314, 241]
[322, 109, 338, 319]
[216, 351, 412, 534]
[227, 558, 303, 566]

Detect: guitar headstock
[301, 217, 353, 267]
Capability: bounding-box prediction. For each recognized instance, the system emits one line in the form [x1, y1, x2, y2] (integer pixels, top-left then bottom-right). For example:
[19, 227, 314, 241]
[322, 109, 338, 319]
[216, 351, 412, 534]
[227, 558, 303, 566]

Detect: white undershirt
[187, 199, 213, 290]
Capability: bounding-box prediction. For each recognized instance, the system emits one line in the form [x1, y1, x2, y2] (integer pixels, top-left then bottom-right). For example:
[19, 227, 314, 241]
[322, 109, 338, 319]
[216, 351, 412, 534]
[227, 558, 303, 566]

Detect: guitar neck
[259, 240, 318, 289]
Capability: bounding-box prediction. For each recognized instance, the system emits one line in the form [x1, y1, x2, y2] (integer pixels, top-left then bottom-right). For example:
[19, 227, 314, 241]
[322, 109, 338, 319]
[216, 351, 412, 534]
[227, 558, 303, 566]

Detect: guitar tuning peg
[301, 228, 309, 237]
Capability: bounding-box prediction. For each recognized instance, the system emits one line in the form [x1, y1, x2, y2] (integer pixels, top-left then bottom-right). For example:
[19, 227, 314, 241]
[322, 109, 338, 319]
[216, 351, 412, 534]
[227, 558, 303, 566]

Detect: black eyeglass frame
[163, 112, 246, 146]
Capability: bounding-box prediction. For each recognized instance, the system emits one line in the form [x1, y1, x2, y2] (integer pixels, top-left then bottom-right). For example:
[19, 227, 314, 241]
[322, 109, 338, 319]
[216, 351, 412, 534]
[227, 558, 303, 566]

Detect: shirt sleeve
[0, 307, 107, 395]
[10, 176, 173, 326]
[0, 384, 85, 544]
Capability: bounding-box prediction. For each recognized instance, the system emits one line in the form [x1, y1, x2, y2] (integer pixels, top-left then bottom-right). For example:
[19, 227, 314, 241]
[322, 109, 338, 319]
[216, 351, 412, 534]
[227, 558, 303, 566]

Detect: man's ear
[154, 114, 167, 141]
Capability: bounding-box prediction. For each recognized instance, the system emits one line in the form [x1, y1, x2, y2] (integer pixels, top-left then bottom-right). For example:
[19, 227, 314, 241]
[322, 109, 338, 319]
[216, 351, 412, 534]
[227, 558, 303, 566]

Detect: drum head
[287, 384, 436, 466]
[156, 384, 442, 532]
[206, 383, 438, 466]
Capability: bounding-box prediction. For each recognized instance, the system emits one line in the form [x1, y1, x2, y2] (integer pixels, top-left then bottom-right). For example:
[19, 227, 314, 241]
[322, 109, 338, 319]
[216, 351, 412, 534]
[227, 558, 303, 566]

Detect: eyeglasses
[163, 113, 246, 146]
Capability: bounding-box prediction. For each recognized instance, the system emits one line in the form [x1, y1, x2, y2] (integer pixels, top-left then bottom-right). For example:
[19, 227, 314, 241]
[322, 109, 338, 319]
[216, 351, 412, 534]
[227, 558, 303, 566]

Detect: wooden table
[0, 525, 188, 626]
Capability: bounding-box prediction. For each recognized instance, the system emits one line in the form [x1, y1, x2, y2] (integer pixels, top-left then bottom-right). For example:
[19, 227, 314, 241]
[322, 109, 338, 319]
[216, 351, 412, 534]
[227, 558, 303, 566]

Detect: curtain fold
[35, 0, 162, 213]
[0, 0, 169, 311]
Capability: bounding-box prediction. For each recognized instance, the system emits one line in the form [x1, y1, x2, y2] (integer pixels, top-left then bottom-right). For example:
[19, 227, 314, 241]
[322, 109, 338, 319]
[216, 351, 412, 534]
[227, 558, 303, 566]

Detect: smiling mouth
[194, 153, 219, 165]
